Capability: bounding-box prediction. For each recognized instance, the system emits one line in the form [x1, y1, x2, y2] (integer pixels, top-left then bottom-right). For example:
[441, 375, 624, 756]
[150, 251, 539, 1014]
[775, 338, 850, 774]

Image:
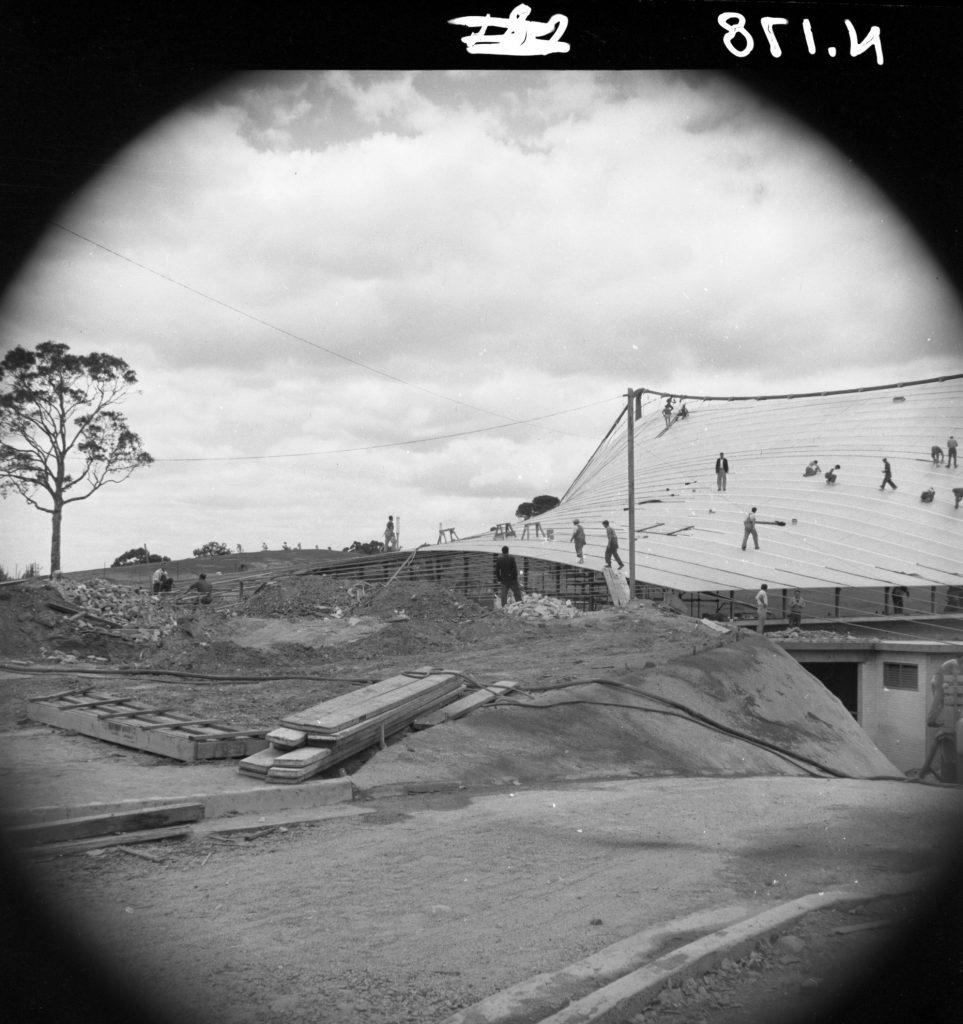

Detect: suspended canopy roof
[440, 374, 963, 595]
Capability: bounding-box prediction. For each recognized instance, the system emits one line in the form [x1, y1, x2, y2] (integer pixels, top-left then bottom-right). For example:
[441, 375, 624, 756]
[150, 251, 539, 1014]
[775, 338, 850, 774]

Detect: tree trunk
[50, 503, 62, 574]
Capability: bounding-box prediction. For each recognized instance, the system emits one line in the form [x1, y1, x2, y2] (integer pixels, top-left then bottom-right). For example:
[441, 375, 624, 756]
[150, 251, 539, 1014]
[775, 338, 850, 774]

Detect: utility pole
[626, 387, 636, 601]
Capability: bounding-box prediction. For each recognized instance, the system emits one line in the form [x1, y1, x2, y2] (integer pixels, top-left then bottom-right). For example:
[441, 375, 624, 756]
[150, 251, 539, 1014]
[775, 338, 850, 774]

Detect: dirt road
[2, 576, 962, 1024]
[8, 775, 963, 1024]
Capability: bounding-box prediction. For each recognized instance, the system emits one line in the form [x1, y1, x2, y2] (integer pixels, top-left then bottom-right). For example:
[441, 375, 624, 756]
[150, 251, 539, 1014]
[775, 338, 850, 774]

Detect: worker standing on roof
[570, 519, 586, 563]
[880, 457, 897, 490]
[755, 583, 769, 634]
[715, 452, 728, 492]
[601, 520, 625, 569]
[947, 435, 958, 468]
[384, 515, 396, 551]
[662, 397, 674, 428]
[741, 507, 759, 551]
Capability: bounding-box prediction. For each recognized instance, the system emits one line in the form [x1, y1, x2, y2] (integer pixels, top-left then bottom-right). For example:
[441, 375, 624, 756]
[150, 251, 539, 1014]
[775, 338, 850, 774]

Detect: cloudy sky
[0, 69, 960, 573]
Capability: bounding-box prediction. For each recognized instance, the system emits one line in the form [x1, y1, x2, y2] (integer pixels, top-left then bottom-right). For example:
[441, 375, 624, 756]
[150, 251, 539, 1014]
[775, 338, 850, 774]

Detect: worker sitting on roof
[804, 460, 820, 477]
[824, 464, 840, 484]
[921, 487, 936, 503]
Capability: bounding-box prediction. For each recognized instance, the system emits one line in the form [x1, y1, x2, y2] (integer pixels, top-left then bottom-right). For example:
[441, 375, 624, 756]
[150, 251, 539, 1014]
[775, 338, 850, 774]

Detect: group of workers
[151, 565, 213, 605]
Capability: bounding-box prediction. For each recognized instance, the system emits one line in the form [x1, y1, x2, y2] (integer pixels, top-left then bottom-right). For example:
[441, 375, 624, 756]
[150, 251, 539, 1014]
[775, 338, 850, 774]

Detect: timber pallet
[27, 689, 268, 762]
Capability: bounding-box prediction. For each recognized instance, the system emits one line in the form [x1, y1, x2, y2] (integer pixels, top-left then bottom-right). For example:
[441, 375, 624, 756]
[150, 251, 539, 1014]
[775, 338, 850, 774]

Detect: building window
[883, 662, 919, 691]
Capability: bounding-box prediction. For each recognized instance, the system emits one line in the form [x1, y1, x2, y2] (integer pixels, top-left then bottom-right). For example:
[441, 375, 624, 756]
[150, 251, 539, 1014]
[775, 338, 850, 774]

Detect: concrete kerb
[442, 873, 933, 1024]
[1, 776, 353, 827]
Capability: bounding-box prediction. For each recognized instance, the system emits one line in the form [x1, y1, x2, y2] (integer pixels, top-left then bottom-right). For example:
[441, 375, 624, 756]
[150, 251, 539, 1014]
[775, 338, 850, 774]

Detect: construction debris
[502, 593, 581, 621]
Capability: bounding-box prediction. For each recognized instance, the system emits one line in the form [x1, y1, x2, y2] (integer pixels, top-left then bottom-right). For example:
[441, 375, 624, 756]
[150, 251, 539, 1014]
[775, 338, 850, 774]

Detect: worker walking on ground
[947, 435, 958, 468]
[755, 583, 769, 634]
[495, 545, 522, 607]
[715, 452, 729, 492]
[741, 507, 759, 551]
[880, 457, 897, 490]
[570, 519, 586, 563]
[601, 520, 624, 569]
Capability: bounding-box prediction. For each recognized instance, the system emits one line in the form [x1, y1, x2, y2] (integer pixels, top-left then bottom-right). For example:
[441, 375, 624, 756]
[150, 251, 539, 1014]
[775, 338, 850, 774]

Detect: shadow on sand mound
[350, 635, 899, 792]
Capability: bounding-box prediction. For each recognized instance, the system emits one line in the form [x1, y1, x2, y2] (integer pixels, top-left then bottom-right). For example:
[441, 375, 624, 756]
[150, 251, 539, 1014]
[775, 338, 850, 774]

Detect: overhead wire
[52, 223, 601, 451]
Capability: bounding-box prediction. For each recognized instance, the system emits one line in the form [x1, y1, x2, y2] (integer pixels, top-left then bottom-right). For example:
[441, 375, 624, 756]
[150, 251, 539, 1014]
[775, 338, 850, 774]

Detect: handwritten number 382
[717, 13, 883, 64]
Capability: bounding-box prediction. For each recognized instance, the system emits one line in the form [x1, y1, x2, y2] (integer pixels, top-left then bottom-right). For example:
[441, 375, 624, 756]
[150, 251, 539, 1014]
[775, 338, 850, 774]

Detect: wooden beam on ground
[23, 825, 192, 857]
[8, 803, 205, 846]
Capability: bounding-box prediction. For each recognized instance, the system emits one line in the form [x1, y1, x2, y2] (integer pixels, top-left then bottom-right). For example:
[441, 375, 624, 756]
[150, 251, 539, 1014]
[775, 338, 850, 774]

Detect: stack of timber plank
[238, 667, 465, 784]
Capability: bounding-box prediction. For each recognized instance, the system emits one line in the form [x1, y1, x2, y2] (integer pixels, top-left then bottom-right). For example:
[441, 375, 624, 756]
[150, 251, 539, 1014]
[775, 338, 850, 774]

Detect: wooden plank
[23, 825, 192, 856]
[139, 718, 222, 731]
[8, 803, 204, 846]
[293, 674, 453, 731]
[33, 684, 94, 702]
[27, 698, 268, 762]
[238, 747, 279, 777]
[603, 566, 631, 607]
[282, 670, 460, 733]
[266, 727, 307, 750]
[304, 684, 466, 744]
[98, 707, 177, 720]
[413, 681, 516, 729]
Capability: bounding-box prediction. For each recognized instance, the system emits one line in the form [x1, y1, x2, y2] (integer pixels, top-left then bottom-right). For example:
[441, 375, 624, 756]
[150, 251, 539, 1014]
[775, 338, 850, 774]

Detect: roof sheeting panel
[437, 376, 963, 594]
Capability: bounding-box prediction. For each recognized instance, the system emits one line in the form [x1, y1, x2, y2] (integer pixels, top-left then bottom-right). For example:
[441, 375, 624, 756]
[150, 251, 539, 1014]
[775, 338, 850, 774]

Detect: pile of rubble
[49, 577, 177, 630]
[501, 593, 580, 621]
[767, 627, 866, 642]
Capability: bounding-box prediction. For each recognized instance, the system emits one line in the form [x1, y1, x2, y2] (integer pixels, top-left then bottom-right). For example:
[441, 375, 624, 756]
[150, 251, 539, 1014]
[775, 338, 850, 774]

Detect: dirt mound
[239, 574, 361, 617]
[350, 636, 899, 792]
[358, 578, 491, 622]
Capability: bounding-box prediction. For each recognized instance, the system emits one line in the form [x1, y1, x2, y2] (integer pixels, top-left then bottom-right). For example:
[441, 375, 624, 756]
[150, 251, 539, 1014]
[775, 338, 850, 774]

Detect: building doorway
[802, 662, 859, 719]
